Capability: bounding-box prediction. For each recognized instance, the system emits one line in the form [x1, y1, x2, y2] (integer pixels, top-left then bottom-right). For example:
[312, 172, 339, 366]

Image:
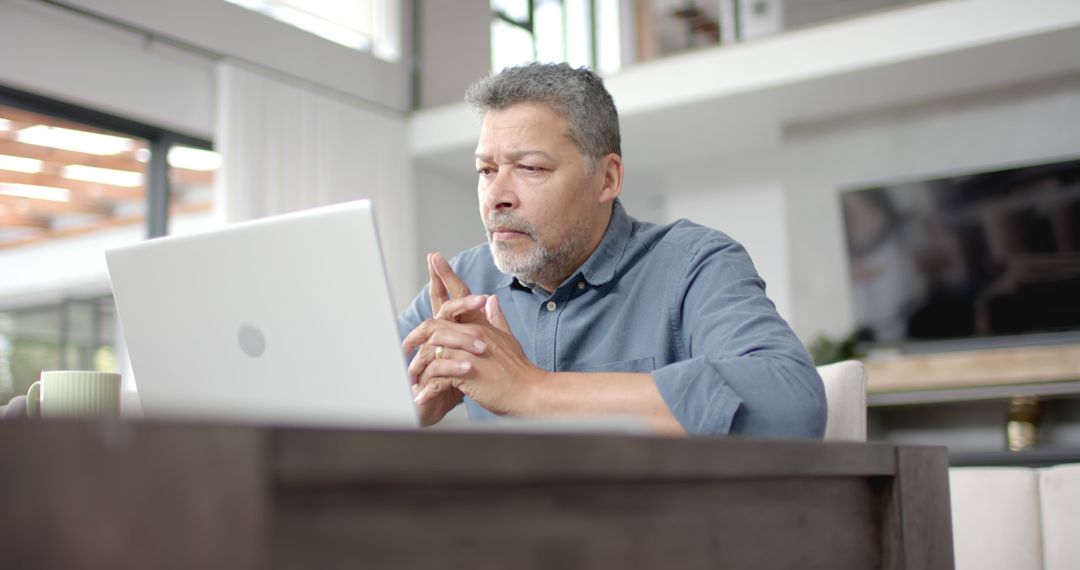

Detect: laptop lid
[105, 200, 419, 428]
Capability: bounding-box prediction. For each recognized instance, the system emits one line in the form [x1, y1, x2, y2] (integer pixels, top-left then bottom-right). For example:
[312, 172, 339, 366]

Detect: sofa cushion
[1040, 463, 1080, 570]
[950, 467, 1043, 570]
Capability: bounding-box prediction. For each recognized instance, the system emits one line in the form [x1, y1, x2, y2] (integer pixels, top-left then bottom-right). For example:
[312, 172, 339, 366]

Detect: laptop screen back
[106, 200, 419, 428]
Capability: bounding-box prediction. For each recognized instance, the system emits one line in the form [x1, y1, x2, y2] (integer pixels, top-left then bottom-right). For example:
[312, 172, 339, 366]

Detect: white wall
[412, 165, 484, 289]
[784, 74, 1080, 341]
[417, 0, 490, 109]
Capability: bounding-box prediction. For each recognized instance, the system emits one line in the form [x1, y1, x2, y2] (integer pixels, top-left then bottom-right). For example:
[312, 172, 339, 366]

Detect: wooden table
[0, 421, 954, 569]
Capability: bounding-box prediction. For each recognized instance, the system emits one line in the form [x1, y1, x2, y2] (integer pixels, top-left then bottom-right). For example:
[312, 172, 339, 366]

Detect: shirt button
[577, 281, 586, 290]
[546, 301, 557, 312]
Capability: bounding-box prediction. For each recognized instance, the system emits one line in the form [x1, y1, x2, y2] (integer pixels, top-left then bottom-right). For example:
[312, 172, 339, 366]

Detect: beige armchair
[817, 360, 868, 441]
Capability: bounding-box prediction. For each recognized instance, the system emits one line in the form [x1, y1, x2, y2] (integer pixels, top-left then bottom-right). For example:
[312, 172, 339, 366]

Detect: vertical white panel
[215, 63, 415, 308]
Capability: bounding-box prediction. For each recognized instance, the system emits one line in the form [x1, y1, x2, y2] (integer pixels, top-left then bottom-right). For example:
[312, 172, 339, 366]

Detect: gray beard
[486, 211, 593, 288]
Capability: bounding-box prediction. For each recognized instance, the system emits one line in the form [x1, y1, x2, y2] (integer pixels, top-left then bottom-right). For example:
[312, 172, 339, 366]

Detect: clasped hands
[402, 253, 545, 426]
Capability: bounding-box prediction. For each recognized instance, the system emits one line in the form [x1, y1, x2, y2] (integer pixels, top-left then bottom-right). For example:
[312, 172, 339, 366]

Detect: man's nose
[483, 170, 517, 211]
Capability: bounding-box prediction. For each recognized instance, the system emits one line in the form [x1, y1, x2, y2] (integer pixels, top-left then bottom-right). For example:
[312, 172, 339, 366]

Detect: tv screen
[841, 157, 1080, 348]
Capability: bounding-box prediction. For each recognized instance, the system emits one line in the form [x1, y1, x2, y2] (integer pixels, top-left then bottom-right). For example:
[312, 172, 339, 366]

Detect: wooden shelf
[868, 380, 1080, 406]
[865, 343, 1080, 394]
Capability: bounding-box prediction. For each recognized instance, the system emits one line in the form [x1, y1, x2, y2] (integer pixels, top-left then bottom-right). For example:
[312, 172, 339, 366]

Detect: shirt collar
[575, 198, 632, 287]
[496, 199, 634, 291]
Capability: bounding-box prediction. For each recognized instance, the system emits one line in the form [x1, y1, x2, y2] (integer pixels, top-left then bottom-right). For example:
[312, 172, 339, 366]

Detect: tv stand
[865, 343, 1080, 466]
[867, 342, 1080, 396]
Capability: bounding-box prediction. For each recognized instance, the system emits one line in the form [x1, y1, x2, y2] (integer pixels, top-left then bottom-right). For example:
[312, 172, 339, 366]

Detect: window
[0, 105, 150, 248]
[491, 0, 622, 75]
[167, 145, 221, 236]
[492, 0, 536, 73]
[0, 88, 216, 406]
[223, 0, 401, 60]
[0, 297, 116, 405]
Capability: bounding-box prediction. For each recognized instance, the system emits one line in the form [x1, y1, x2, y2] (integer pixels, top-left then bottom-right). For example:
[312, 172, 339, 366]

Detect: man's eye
[477, 167, 495, 176]
[520, 165, 544, 173]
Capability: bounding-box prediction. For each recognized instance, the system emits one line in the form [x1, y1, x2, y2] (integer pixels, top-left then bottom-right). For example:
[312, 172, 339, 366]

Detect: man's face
[474, 103, 611, 288]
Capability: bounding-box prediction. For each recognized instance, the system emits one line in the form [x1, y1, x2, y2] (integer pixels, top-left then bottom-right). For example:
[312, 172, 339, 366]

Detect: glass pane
[0, 105, 149, 248]
[278, 0, 373, 37]
[167, 145, 220, 236]
[0, 295, 117, 406]
[565, 0, 593, 69]
[492, 18, 535, 72]
[595, 0, 622, 74]
[534, 0, 565, 64]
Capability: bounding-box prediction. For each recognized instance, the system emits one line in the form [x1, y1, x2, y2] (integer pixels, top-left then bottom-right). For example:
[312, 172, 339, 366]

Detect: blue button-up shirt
[399, 201, 826, 437]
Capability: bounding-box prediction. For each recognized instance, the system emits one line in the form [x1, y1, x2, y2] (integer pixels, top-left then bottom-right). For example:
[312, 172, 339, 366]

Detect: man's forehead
[475, 109, 577, 161]
[479, 104, 570, 134]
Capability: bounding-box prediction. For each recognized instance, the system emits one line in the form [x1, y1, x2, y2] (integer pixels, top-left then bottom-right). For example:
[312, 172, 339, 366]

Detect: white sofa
[817, 359, 1080, 569]
[950, 464, 1080, 570]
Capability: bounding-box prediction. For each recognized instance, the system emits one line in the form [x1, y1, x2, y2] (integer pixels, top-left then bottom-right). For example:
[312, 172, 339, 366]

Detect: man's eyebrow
[474, 149, 555, 162]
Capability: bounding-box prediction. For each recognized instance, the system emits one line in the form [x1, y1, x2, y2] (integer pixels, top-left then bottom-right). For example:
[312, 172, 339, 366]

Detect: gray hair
[465, 63, 621, 171]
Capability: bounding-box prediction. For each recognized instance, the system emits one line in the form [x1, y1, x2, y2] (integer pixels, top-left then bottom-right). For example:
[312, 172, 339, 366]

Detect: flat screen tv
[841, 157, 1080, 350]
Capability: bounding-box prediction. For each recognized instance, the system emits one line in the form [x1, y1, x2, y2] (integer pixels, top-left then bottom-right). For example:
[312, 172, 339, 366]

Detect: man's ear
[597, 153, 623, 204]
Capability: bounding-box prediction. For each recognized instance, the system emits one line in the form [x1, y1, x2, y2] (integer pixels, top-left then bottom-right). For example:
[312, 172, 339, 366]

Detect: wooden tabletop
[0, 420, 953, 570]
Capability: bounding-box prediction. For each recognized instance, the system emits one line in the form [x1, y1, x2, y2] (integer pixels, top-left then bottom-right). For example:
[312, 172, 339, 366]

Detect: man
[400, 63, 825, 437]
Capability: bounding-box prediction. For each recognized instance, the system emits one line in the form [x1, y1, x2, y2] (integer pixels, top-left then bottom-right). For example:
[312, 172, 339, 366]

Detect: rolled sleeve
[655, 236, 827, 438]
[653, 355, 826, 437]
[652, 358, 743, 435]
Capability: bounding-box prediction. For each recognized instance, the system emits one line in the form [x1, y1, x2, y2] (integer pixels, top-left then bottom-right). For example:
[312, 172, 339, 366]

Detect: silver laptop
[105, 200, 419, 428]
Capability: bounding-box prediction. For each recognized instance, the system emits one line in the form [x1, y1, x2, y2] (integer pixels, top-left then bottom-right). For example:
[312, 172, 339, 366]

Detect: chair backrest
[817, 360, 867, 441]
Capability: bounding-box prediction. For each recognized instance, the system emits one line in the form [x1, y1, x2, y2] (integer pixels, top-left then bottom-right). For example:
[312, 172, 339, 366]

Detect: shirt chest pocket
[572, 356, 656, 373]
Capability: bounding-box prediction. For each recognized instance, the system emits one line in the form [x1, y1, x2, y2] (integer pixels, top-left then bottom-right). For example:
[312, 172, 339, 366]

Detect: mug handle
[26, 380, 41, 420]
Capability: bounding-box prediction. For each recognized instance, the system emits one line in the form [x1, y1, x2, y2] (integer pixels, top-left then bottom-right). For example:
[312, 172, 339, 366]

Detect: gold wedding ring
[434, 345, 445, 360]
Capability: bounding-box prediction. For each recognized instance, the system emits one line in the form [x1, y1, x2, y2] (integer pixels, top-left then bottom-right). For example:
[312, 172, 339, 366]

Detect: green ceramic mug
[26, 371, 122, 419]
